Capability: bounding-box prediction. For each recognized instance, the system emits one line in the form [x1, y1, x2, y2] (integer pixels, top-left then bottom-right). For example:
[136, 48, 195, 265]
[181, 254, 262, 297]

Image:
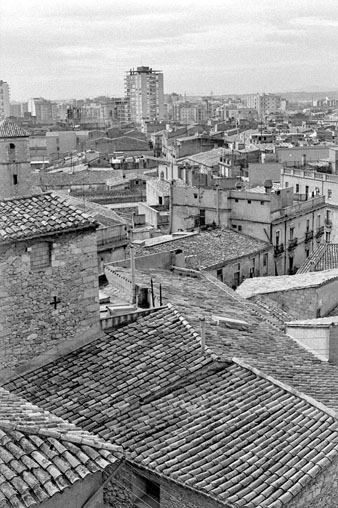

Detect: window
[326, 232, 331, 243]
[317, 214, 321, 228]
[238, 225, 242, 231]
[315, 187, 320, 195]
[306, 219, 310, 232]
[247, 200, 251, 204]
[276, 230, 280, 246]
[235, 198, 239, 202]
[296, 184, 300, 193]
[328, 189, 332, 199]
[306, 249, 309, 258]
[285, 182, 289, 187]
[290, 227, 295, 240]
[232, 224, 237, 229]
[289, 256, 294, 271]
[199, 209, 205, 226]
[327, 209, 331, 221]
[263, 253, 268, 267]
[13, 174, 18, 185]
[217, 268, 223, 282]
[193, 193, 198, 199]
[29, 242, 52, 271]
[260, 201, 265, 205]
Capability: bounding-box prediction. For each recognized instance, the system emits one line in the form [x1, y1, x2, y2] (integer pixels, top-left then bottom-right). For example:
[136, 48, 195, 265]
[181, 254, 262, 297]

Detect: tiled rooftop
[103, 268, 338, 412]
[51, 190, 128, 226]
[38, 168, 116, 187]
[120, 361, 338, 508]
[133, 229, 271, 269]
[180, 147, 230, 166]
[237, 269, 338, 299]
[0, 387, 120, 507]
[147, 178, 170, 195]
[0, 119, 30, 138]
[5, 307, 215, 441]
[4, 299, 338, 506]
[0, 192, 97, 243]
[297, 244, 338, 274]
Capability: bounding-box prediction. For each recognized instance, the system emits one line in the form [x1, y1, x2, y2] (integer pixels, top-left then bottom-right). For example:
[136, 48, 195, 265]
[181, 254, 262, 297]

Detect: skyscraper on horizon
[125, 66, 164, 125]
[0, 81, 10, 121]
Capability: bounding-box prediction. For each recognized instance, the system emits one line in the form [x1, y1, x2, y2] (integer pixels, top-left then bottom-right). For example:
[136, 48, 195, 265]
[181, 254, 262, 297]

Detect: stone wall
[0, 229, 100, 371]
[105, 463, 223, 508]
[0, 136, 33, 198]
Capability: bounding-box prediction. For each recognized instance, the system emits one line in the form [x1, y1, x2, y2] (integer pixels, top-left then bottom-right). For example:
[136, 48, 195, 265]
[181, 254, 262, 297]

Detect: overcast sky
[1, 0, 338, 101]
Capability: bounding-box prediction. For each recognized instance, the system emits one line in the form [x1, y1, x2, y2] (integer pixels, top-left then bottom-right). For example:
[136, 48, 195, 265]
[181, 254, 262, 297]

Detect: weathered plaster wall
[43, 472, 103, 508]
[0, 229, 100, 371]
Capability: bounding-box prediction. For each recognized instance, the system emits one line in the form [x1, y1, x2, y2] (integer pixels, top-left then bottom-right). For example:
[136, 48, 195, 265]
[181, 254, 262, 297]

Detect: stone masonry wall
[105, 463, 223, 508]
[253, 287, 318, 320]
[0, 136, 33, 199]
[0, 229, 100, 371]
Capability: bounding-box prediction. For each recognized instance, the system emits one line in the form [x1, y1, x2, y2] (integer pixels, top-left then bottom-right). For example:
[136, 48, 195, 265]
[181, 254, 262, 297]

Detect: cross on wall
[50, 296, 61, 309]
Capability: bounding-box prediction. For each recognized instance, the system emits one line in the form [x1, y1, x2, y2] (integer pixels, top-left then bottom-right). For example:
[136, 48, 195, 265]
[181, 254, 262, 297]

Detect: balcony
[305, 230, 314, 242]
[288, 238, 298, 251]
[274, 243, 284, 256]
[316, 226, 324, 238]
[325, 219, 333, 229]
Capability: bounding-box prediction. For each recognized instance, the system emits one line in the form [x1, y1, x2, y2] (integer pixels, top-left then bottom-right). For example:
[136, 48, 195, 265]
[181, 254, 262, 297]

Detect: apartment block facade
[0, 81, 10, 121]
[125, 66, 164, 125]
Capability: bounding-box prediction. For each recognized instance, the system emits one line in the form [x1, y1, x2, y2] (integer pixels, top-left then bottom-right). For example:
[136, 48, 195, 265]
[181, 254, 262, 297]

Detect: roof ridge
[233, 357, 338, 420]
[202, 272, 283, 332]
[166, 302, 221, 361]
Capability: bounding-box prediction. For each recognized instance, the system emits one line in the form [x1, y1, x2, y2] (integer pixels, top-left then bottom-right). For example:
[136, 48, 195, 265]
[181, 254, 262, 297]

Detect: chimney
[329, 324, 338, 365]
[263, 179, 273, 194]
[130, 245, 136, 305]
[200, 317, 206, 353]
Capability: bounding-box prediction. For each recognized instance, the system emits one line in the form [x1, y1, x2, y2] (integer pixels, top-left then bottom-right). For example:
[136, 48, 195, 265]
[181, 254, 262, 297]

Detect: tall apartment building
[125, 66, 164, 125]
[28, 98, 57, 123]
[246, 93, 281, 119]
[0, 81, 10, 121]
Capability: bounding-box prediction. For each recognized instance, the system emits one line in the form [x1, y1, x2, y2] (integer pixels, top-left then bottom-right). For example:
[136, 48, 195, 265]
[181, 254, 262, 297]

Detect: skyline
[2, 0, 338, 101]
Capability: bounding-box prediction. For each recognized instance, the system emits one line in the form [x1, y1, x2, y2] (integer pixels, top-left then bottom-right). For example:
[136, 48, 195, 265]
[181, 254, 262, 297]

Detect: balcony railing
[288, 238, 298, 251]
[274, 243, 284, 256]
[316, 226, 324, 238]
[325, 219, 332, 229]
[305, 230, 314, 242]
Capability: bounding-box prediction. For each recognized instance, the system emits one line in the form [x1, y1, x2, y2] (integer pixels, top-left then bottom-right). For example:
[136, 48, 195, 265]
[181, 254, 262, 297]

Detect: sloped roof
[147, 178, 170, 196]
[120, 360, 338, 508]
[0, 192, 97, 243]
[0, 119, 30, 138]
[237, 269, 338, 299]
[297, 244, 338, 274]
[0, 387, 120, 507]
[5, 307, 214, 441]
[5, 302, 338, 507]
[39, 169, 116, 188]
[133, 229, 271, 270]
[51, 190, 128, 226]
[103, 268, 338, 412]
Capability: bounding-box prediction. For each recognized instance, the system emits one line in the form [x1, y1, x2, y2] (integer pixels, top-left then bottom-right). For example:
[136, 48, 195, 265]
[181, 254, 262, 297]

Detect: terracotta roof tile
[0, 120, 30, 138]
[132, 228, 270, 269]
[0, 387, 120, 508]
[0, 192, 97, 243]
[297, 244, 338, 273]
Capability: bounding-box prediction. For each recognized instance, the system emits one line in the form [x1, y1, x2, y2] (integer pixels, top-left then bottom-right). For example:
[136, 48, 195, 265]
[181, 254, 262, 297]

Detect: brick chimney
[329, 324, 338, 365]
